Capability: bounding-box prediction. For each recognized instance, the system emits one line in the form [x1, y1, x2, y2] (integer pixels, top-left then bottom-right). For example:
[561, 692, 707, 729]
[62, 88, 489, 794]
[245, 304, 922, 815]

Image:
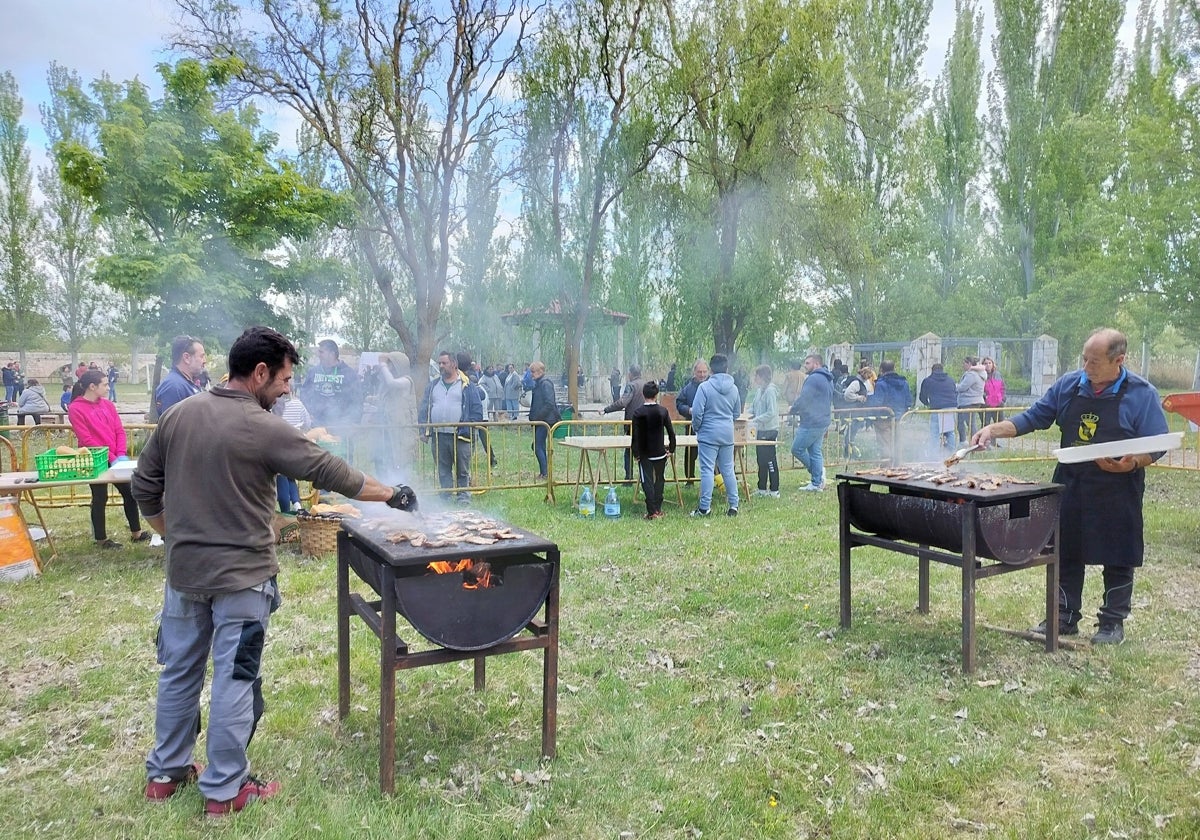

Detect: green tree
[0, 71, 47, 359]
[175, 0, 530, 374]
[926, 0, 984, 301]
[40, 63, 108, 364]
[661, 0, 841, 356]
[55, 59, 348, 351]
[516, 0, 674, 406]
[1112, 1, 1200, 349]
[804, 0, 932, 343]
[989, 0, 1124, 341]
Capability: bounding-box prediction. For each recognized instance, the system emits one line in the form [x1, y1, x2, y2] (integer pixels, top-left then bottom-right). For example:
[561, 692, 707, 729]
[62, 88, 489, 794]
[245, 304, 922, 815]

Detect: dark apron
[1051, 380, 1144, 568]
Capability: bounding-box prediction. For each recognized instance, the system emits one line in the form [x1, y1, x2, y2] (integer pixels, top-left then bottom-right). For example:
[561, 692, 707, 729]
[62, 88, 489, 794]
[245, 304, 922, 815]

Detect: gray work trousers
[145, 579, 277, 801]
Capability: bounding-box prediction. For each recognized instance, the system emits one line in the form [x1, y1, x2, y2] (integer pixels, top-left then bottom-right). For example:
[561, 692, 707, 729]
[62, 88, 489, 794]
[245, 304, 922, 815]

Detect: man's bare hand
[1097, 455, 1141, 474]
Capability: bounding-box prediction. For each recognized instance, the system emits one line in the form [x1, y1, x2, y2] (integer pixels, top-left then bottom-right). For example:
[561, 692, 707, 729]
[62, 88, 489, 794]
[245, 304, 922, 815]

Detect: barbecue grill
[336, 514, 559, 794]
[837, 469, 1063, 673]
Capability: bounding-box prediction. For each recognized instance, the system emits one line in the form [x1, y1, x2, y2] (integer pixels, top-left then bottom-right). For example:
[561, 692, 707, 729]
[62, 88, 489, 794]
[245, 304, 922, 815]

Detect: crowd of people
[3, 325, 1167, 819]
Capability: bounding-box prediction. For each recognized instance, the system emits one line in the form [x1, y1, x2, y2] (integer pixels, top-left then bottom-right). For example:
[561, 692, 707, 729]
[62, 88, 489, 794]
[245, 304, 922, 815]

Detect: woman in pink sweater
[68, 370, 150, 549]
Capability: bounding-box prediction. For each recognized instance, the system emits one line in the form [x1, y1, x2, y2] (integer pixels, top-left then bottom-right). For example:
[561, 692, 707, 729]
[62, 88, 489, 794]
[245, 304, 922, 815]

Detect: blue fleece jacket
[691, 372, 741, 445]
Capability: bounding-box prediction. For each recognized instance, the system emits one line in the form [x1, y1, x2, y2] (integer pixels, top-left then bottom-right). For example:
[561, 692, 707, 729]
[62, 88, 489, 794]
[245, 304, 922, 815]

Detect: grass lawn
[2, 462, 1199, 838]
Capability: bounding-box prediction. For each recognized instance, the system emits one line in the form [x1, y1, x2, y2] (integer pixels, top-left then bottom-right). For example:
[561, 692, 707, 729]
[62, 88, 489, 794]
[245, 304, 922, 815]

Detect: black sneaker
[1091, 621, 1125, 645]
[1030, 617, 1079, 636]
[689, 508, 711, 518]
[726, 508, 738, 517]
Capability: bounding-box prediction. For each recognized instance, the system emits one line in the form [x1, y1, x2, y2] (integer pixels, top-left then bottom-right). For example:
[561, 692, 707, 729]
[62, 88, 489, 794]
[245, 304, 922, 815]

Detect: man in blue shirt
[154, 335, 207, 418]
[973, 328, 1169, 645]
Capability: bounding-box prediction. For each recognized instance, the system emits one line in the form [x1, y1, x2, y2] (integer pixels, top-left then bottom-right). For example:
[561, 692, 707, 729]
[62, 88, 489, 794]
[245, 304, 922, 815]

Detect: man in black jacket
[602, 363, 646, 481]
[918, 362, 958, 454]
[673, 359, 710, 483]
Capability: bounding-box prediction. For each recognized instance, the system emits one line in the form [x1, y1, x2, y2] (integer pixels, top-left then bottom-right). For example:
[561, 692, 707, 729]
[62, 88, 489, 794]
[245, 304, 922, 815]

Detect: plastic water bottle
[603, 486, 621, 518]
[578, 486, 595, 518]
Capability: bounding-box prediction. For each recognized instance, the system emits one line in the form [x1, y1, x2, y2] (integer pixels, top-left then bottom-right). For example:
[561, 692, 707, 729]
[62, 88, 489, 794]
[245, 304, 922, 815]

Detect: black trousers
[1058, 562, 1135, 624]
[755, 430, 778, 491]
[638, 457, 667, 514]
[89, 482, 140, 541]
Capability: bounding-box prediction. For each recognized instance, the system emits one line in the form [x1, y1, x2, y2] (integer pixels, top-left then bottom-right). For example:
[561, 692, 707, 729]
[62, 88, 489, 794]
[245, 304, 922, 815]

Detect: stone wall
[0, 351, 158, 384]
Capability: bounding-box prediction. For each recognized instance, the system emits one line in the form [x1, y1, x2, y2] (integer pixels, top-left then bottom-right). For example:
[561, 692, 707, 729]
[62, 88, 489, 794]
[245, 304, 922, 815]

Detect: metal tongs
[944, 443, 983, 468]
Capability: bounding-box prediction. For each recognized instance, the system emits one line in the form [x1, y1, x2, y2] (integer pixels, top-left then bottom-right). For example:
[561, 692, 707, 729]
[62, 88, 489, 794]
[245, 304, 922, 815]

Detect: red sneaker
[204, 775, 281, 817]
[144, 763, 202, 802]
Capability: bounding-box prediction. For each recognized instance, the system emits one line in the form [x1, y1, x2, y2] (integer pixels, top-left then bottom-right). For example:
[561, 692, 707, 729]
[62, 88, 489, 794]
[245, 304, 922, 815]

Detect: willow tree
[517, 0, 675, 407]
[661, 0, 842, 356]
[803, 0, 932, 343]
[175, 0, 530, 374]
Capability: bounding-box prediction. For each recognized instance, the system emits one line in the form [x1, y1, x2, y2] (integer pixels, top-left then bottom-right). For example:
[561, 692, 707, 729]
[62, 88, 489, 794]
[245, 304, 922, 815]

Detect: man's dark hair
[805, 353, 824, 367]
[317, 338, 340, 357]
[456, 351, 472, 373]
[931, 363, 944, 373]
[170, 335, 199, 365]
[228, 327, 301, 378]
[642, 380, 659, 399]
[880, 359, 896, 374]
[709, 353, 728, 374]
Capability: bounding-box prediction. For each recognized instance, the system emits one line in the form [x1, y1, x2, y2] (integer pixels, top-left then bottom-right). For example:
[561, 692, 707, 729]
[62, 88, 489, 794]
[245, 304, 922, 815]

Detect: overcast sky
[3, 0, 1138, 172]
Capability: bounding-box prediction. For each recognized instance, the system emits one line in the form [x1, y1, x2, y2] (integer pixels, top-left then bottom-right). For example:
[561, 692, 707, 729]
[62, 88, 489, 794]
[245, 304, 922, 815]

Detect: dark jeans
[1059, 562, 1135, 624]
[475, 425, 496, 466]
[430, 433, 472, 497]
[957, 404, 985, 446]
[534, 425, 549, 476]
[89, 481, 140, 541]
[275, 475, 300, 512]
[18, 413, 42, 425]
[755, 430, 778, 491]
[638, 456, 667, 515]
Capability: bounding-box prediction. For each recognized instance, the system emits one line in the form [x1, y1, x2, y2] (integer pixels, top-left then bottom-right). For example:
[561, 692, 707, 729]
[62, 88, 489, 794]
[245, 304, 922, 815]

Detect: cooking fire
[427, 558, 498, 588]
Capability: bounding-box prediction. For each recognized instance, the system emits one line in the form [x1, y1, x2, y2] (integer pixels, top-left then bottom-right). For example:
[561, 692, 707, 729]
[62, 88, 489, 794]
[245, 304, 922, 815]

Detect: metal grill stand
[837, 475, 1062, 673]
[336, 525, 560, 795]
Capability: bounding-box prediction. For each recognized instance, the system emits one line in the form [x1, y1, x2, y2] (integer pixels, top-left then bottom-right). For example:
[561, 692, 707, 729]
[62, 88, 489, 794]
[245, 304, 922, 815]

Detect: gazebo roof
[500, 300, 631, 326]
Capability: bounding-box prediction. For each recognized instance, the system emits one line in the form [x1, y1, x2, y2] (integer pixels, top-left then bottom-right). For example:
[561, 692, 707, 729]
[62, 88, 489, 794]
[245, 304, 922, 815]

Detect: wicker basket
[295, 512, 344, 556]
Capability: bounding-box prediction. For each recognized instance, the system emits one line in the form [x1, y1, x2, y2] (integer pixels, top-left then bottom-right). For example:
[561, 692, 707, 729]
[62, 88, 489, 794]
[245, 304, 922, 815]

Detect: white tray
[1052, 432, 1183, 464]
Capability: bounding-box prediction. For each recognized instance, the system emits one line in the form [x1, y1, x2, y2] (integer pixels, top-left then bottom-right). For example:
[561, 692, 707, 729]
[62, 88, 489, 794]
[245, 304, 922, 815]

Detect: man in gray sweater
[133, 326, 415, 817]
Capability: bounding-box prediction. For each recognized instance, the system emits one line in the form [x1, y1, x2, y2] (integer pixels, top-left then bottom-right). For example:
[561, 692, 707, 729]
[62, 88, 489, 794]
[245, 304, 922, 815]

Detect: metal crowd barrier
[4, 404, 1192, 515]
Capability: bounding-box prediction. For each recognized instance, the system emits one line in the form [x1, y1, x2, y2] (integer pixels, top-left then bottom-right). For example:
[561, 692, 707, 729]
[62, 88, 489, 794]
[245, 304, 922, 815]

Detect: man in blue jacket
[154, 335, 207, 418]
[870, 359, 913, 465]
[789, 354, 833, 492]
[690, 353, 741, 517]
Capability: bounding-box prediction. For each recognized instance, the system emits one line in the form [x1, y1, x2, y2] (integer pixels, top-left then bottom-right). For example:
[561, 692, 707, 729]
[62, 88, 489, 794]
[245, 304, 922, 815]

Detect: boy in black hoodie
[630, 381, 677, 519]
